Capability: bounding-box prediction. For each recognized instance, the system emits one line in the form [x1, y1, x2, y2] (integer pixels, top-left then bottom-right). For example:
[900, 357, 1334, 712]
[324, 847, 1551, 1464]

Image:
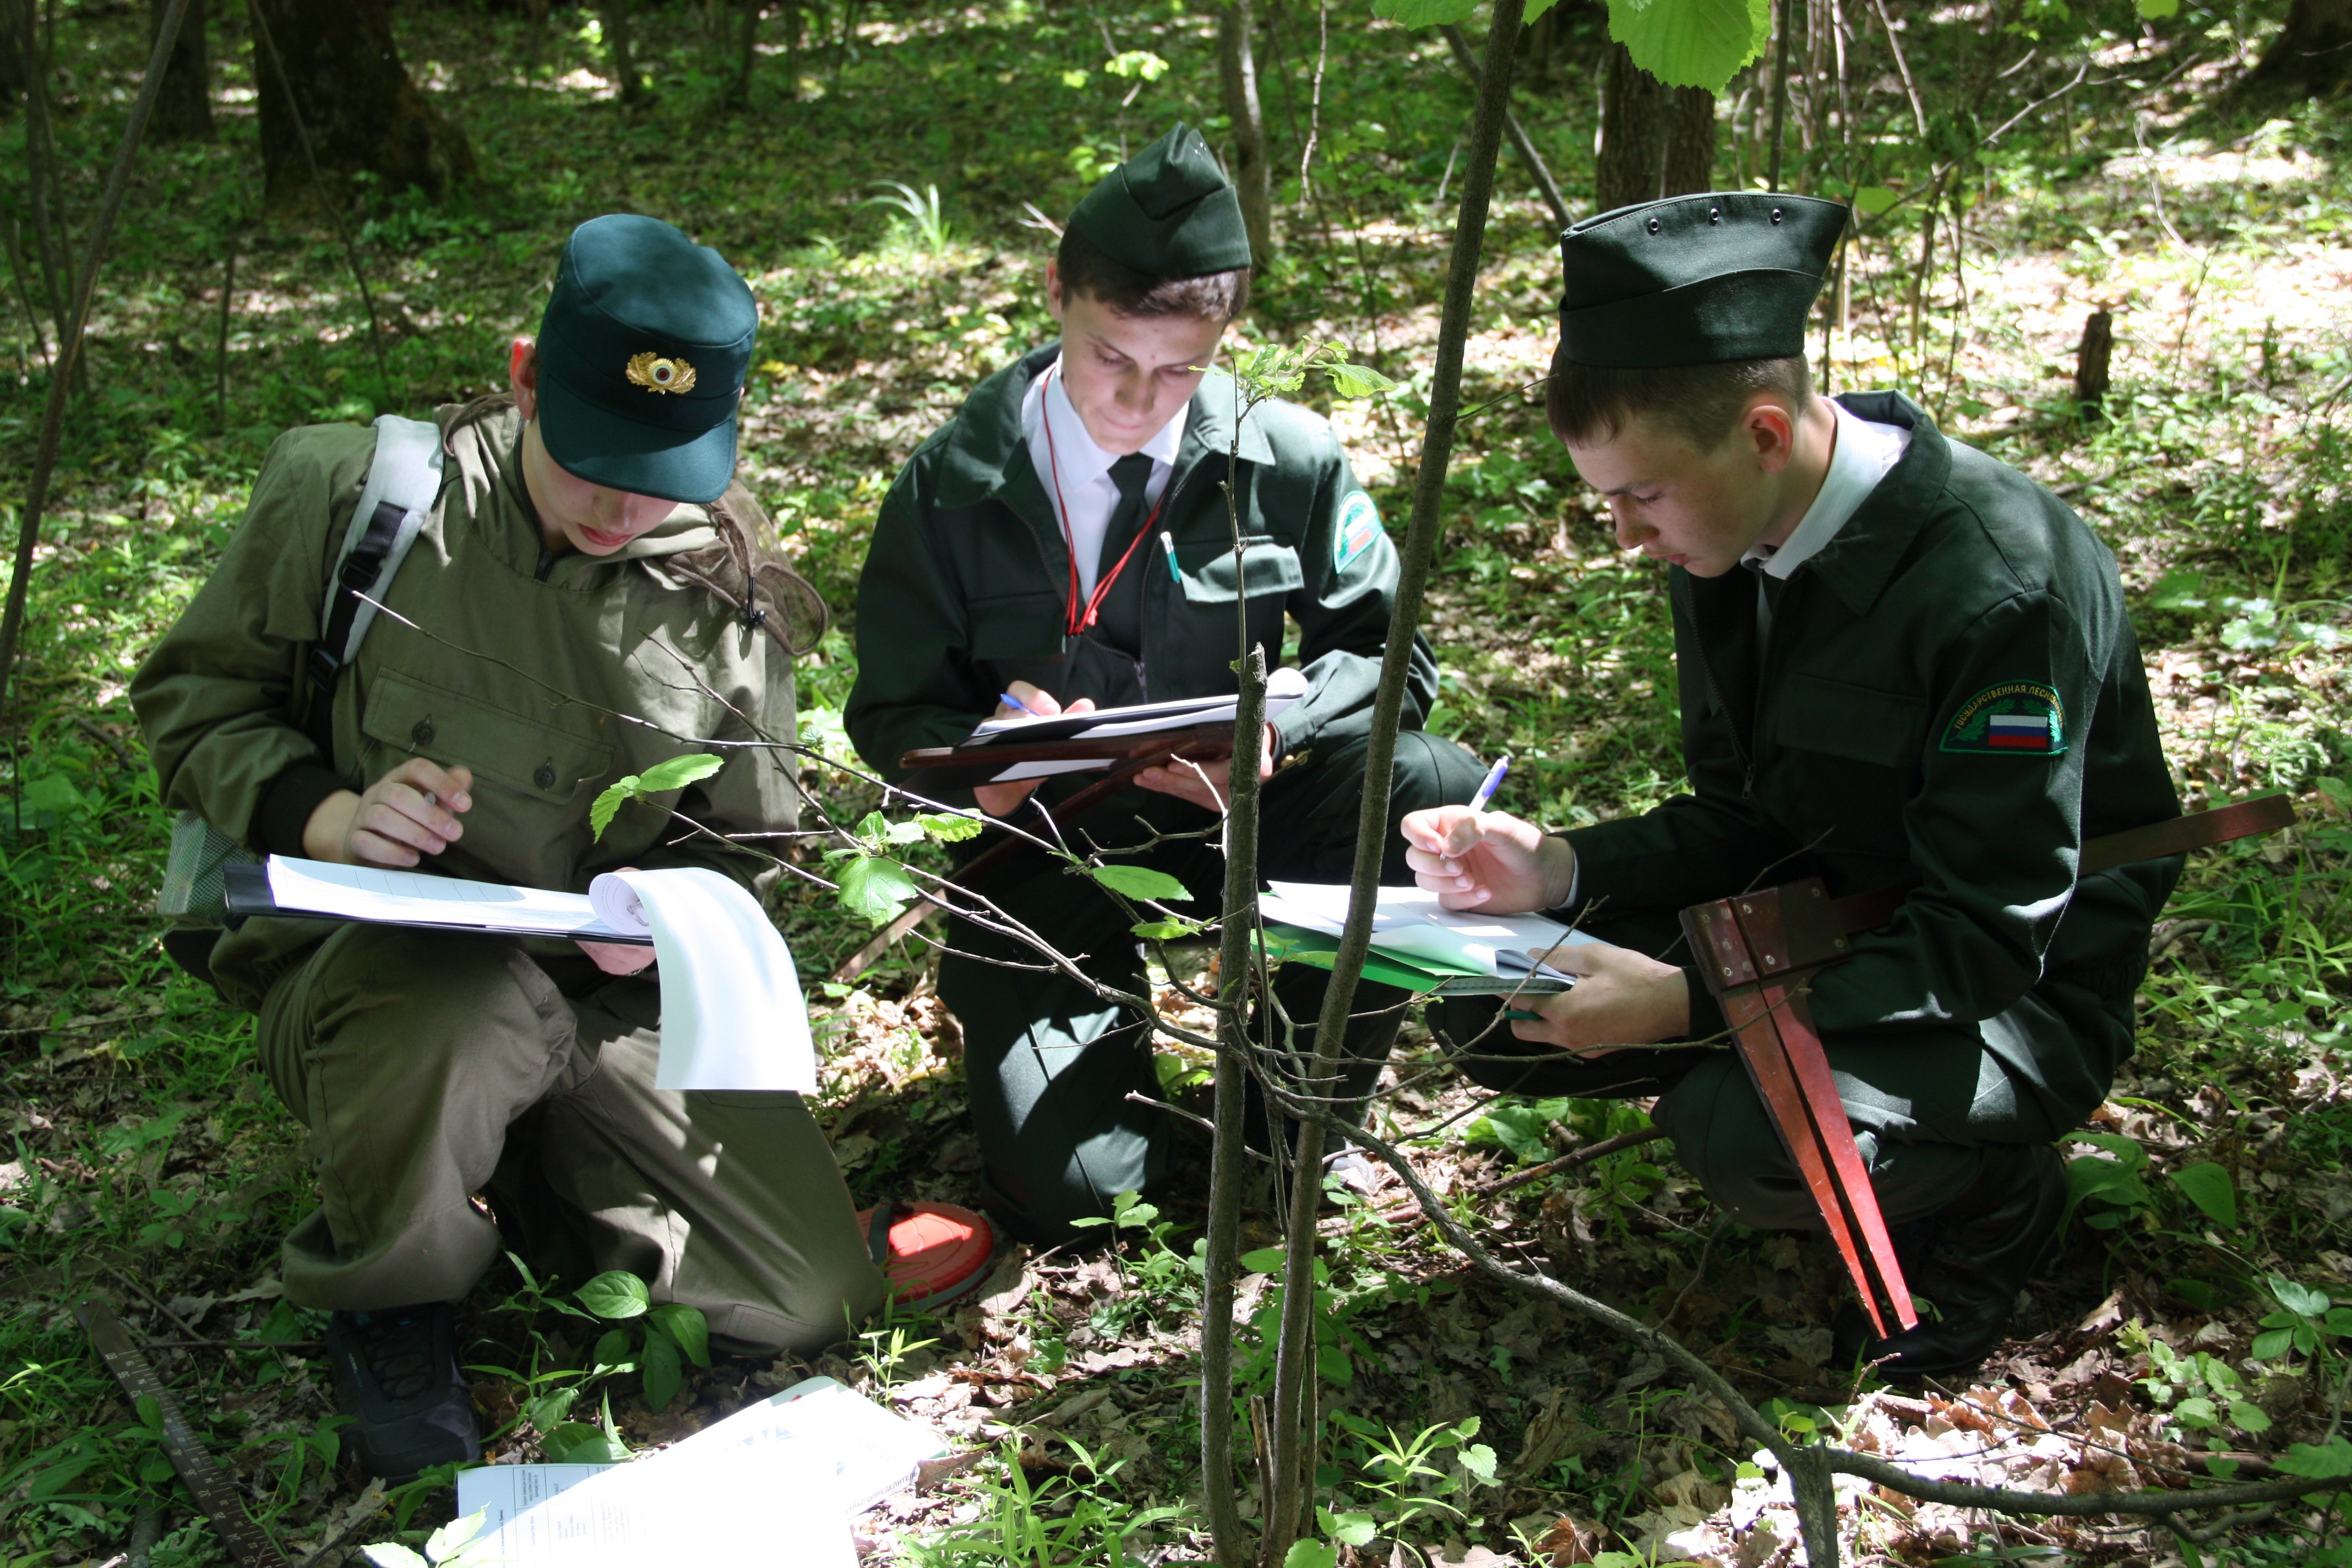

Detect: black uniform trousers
[940, 729, 1488, 1242]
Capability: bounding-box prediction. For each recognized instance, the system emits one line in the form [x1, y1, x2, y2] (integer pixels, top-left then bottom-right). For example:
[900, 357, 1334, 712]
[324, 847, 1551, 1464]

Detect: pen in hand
[999, 690, 1044, 717]
[1468, 753, 1511, 813]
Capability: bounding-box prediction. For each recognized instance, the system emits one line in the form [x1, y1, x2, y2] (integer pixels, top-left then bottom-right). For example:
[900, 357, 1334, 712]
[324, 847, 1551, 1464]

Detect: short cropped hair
[1055, 225, 1250, 322]
[1544, 338, 1812, 452]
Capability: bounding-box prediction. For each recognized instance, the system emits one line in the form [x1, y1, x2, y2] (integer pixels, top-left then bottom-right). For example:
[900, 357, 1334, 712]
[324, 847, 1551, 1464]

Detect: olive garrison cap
[1557, 192, 1846, 368]
[1068, 122, 1254, 278]
[534, 214, 756, 505]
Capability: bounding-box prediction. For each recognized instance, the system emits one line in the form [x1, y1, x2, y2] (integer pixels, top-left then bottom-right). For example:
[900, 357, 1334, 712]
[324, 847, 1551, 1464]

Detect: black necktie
[1746, 559, 1789, 652]
[1090, 453, 1157, 655]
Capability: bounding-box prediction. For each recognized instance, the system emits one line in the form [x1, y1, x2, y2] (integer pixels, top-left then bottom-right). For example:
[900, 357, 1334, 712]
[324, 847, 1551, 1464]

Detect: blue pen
[1160, 531, 1183, 584]
[1468, 753, 1511, 813]
[999, 690, 1043, 716]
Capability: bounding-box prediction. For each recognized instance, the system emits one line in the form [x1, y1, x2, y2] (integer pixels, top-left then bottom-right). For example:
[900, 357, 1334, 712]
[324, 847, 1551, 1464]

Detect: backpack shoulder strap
[304, 415, 445, 737]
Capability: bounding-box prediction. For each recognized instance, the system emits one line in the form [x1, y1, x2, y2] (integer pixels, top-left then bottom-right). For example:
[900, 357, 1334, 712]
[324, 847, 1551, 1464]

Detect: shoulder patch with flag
[1942, 681, 2066, 756]
[1333, 491, 1382, 574]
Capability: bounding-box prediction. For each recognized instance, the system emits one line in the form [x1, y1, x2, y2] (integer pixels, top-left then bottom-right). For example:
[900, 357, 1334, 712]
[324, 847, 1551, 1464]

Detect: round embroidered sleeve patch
[1943, 680, 2066, 755]
[1333, 491, 1382, 574]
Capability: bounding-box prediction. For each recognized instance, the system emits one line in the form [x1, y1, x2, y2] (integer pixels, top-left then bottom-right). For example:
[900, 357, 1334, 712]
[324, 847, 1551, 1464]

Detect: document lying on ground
[1257, 881, 1594, 996]
[901, 668, 1310, 787]
[455, 1376, 950, 1566]
[231, 858, 815, 1091]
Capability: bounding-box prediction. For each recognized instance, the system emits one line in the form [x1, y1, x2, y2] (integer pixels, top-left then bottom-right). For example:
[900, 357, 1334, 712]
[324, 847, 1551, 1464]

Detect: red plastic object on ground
[855, 1201, 998, 1311]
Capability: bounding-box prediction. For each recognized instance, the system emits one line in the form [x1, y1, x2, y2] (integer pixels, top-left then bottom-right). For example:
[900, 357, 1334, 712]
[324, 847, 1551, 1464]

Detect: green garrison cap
[1557, 192, 1846, 368]
[1068, 122, 1254, 277]
[534, 214, 756, 505]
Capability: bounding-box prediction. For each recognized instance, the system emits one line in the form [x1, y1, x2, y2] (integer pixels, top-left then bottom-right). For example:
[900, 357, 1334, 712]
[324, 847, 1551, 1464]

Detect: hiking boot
[324, 1303, 480, 1482]
[1834, 1144, 2067, 1382]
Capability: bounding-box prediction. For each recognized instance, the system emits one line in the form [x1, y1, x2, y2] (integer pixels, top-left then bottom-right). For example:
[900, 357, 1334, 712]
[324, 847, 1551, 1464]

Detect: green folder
[1258, 924, 1571, 997]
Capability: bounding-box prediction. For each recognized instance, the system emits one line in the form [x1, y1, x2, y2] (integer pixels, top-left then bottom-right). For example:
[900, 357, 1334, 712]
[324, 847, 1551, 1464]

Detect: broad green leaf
[1133, 918, 1197, 941]
[641, 1325, 683, 1411]
[2271, 1273, 2333, 1317]
[2073, 1131, 2148, 1168]
[1283, 1544, 1339, 1568]
[636, 752, 725, 794]
[424, 1511, 489, 1561]
[1315, 1339, 1354, 1388]
[590, 1327, 637, 1371]
[1606, 0, 1771, 94]
[2136, 0, 2180, 16]
[542, 1420, 628, 1464]
[918, 811, 984, 842]
[1852, 185, 1901, 216]
[589, 777, 639, 842]
[1327, 1512, 1378, 1547]
[1460, 1441, 1500, 1484]
[1326, 362, 1400, 399]
[361, 1548, 428, 1568]
[1239, 1246, 1288, 1273]
[578, 1269, 651, 1320]
[854, 810, 893, 842]
[2278, 1437, 2352, 1479]
[1091, 863, 1192, 903]
[837, 855, 923, 924]
[2173, 1395, 2217, 1429]
[2228, 1400, 2272, 1435]
[2168, 1161, 2236, 1227]
[649, 1302, 711, 1367]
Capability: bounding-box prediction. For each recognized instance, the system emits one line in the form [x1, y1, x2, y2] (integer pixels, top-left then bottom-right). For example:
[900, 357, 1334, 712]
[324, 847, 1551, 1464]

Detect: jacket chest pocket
[1766, 671, 1926, 855]
[360, 669, 616, 808]
[1179, 536, 1303, 605]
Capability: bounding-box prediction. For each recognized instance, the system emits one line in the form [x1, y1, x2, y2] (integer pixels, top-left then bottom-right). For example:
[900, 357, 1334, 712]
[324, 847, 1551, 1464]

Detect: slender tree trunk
[0, 0, 19, 106]
[149, 0, 210, 140]
[1594, 42, 1717, 213]
[730, 0, 760, 106]
[2239, 0, 2352, 98]
[248, 0, 473, 211]
[1256, 4, 1528, 1564]
[601, 0, 646, 104]
[1219, 0, 1274, 260]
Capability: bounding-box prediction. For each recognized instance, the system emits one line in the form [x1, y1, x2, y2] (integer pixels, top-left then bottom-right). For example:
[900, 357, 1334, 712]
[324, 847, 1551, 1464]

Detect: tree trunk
[149, 0, 210, 141]
[1595, 42, 1717, 213]
[2239, 0, 2352, 99]
[600, 0, 646, 104]
[729, 0, 759, 107]
[248, 0, 474, 213]
[0, 0, 20, 107]
[1218, 0, 1273, 262]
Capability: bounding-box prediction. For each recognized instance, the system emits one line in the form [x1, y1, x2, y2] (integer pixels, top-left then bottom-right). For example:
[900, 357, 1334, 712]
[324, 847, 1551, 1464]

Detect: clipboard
[222, 859, 655, 945]
[897, 722, 1239, 794]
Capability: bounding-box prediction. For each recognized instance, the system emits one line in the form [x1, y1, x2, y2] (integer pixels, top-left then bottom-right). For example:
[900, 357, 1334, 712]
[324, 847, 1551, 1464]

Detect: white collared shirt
[1021, 360, 1185, 598]
[1741, 400, 1911, 643]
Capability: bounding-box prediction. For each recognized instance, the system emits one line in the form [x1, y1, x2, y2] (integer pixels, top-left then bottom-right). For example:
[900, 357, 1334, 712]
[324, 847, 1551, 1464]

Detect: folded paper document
[1257, 881, 1592, 996]
[901, 668, 1309, 787]
[232, 857, 815, 1092]
[454, 1376, 951, 1566]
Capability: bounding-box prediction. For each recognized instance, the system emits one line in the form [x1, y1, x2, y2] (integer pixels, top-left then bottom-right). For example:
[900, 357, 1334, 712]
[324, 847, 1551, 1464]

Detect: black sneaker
[1833, 1144, 2068, 1382]
[324, 1304, 481, 1482]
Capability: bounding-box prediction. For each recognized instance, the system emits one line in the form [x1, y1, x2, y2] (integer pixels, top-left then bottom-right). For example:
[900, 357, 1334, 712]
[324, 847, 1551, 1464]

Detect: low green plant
[867, 181, 952, 257]
[2129, 1327, 2274, 1452]
[1317, 1414, 1499, 1560]
[902, 1437, 1186, 1566]
[1069, 1188, 1196, 1336]
[361, 1509, 497, 1567]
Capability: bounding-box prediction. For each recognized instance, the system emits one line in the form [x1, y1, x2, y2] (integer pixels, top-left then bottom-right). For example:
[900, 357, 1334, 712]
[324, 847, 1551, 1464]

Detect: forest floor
[4, 3, 2352, 1567]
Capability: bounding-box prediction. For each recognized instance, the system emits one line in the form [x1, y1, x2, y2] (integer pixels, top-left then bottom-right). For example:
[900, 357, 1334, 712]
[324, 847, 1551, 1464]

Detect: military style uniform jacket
[845, 343, 1439, 789]
[1564, 393, 2182, 1080]
[133, 404, 799, 1011]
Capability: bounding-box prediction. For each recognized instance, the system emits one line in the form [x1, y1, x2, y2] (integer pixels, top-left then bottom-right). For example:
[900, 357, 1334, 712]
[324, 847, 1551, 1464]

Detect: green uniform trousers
[1442, 907, 2117, 1230]
[941, 730, 1488, 1242]
[255, 923, 884, 1354]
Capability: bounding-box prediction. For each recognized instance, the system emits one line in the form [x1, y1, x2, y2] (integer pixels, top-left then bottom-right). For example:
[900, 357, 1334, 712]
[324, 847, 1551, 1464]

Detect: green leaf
[636, 752, 725, 794]
[918, 811, 984, 842]
[1459, 1441, 1500, 1484]
[2169, 1161, 2237, 1227]
[1852, 185, 1900, 216]
[542, 1420, 629, 1464]
[424, 1512, 489, 1562]
[1283, 1544, 1339, 1568]
[1325, 362, 1400, 399]
[2174, 1396, 2218, 1429]
[1606, 0, 1771, 93]
[1371, 0, 1476, 24]
[361, 1548, 429, 1568]
[641, 1325, 683, 1412]
[589, 777, 640, 842]
[1090, 863, 1191, 903]
[1315, 1340, 1354, 1387]
[2074, 1131, 2148, 1168]
[1327, 1512, 1378, 1548]
[1133, 918, 1198, 941]
[2135, 0, 2180, 16]
[649, 1302, 711, 1368]
[577, 1270, 651, 1320]
[590, 1327, 637, 1372]
[2271, 1274, 2333, 1317]
[1239, 1246, 1288, 1273]
[837, 855, 923, 924]
[2228, 1400, 2272, 1435]
[2278, 1437, 2352, 1479]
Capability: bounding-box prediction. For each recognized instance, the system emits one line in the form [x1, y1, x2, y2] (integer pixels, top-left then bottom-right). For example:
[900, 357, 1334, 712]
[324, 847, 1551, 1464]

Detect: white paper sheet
[264, 857, 636, 941]
[587, 867, 816, 1093]
[461, 1447, 849, 1568]
[1260, 881, 1598, 978]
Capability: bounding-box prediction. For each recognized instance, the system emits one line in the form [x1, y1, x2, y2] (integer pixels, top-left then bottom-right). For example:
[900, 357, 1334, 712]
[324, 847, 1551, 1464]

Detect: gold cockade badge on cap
[625, 351, 698, 394]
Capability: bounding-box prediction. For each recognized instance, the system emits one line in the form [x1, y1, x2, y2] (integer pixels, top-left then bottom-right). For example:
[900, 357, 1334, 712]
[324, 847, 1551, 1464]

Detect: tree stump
[2075, 309, 2114, 420]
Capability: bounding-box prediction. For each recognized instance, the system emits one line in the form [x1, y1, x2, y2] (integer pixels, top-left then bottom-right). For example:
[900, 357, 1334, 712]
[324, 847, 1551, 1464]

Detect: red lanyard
[1039, 366, 1169, 638]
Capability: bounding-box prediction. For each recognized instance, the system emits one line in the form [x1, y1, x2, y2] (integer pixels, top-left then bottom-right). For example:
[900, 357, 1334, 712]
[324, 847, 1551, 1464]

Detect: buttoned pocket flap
[967, 591, 1069, 660]
[1772, 672, 1929, 767]
[1180, 536, 1304, 605]
[361, 669, 616, 803]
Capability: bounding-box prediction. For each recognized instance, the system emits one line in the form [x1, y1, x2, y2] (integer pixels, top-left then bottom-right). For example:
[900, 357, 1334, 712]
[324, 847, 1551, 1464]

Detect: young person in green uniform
[133, 216, 884, 1479]
[847, 124, 1485, 1243]
[1404, 192, 2183, 1376]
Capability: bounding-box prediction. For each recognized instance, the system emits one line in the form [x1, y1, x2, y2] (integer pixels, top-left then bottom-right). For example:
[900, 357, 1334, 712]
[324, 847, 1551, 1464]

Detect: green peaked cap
[1556, 192, 1846, 367]
[1068, 122, 1253, 277]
